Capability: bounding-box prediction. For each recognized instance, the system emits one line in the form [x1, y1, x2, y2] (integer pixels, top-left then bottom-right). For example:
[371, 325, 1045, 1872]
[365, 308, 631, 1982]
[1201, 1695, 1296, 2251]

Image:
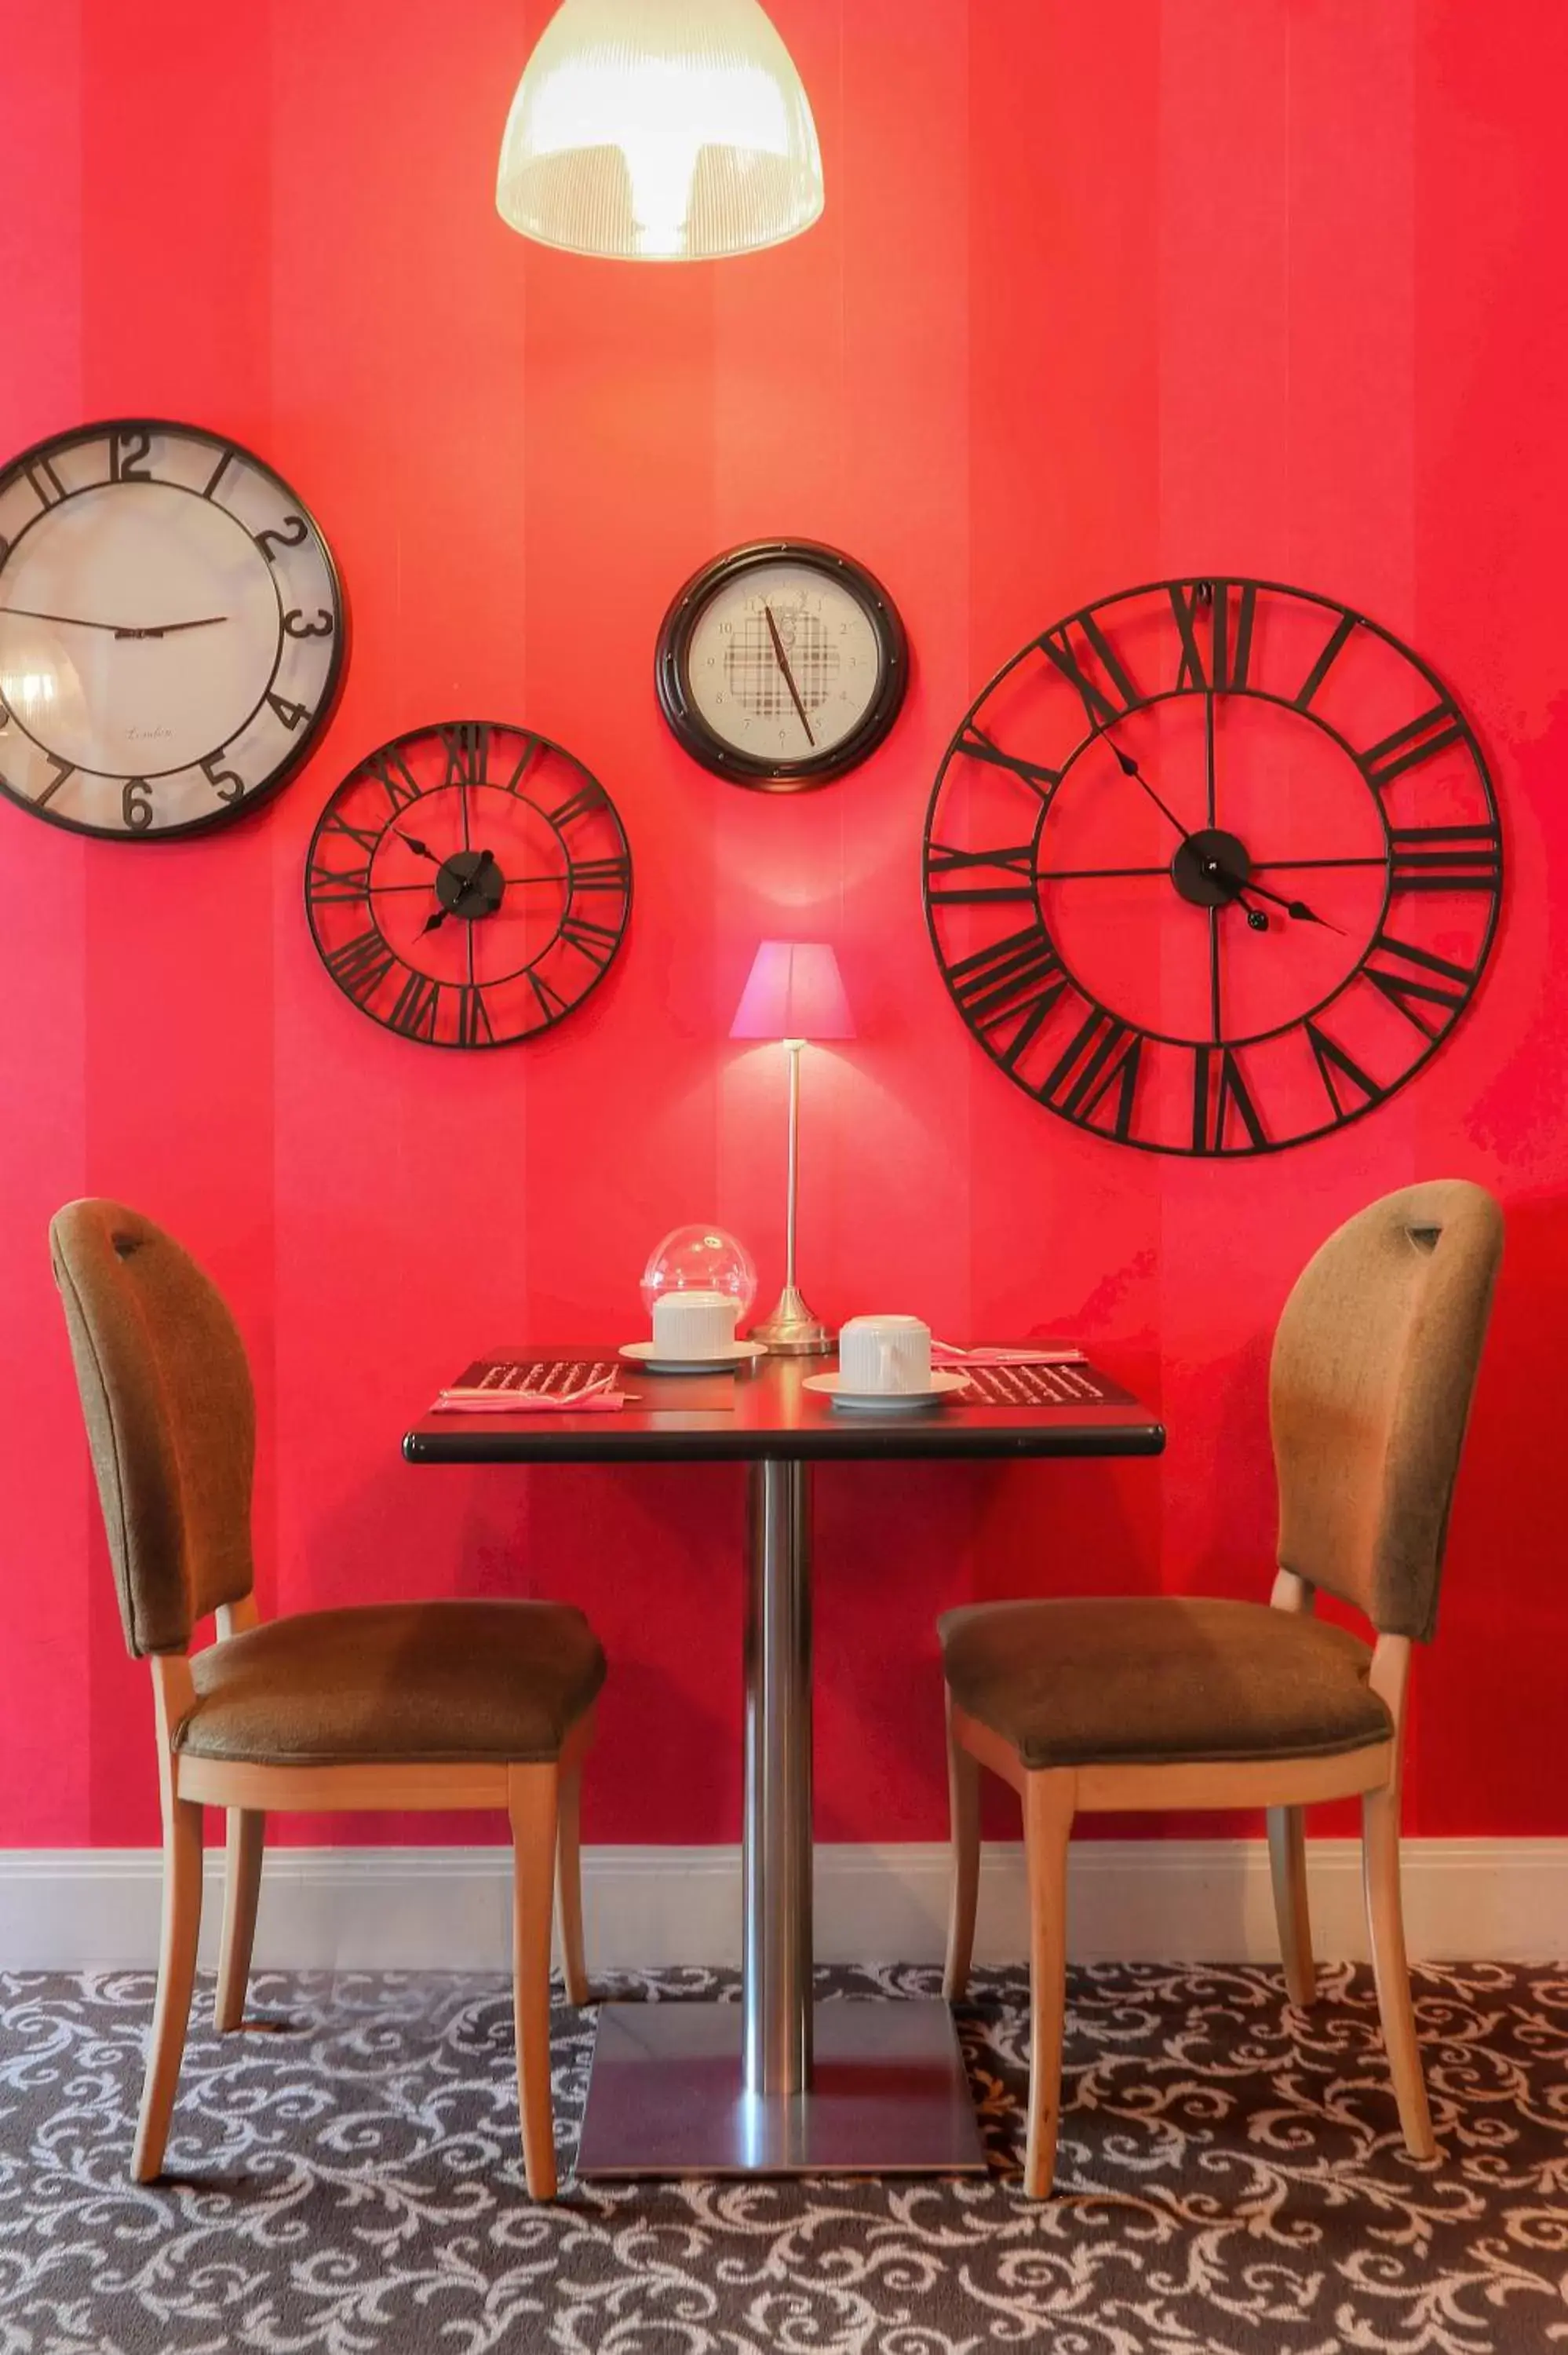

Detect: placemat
[447, 1356, 740, 1412]
[956, 1360, 1114, 1407]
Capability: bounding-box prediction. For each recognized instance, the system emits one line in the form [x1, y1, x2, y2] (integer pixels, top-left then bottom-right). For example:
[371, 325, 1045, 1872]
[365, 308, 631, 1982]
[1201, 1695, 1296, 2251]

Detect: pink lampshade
[730, 941, 855, 1042]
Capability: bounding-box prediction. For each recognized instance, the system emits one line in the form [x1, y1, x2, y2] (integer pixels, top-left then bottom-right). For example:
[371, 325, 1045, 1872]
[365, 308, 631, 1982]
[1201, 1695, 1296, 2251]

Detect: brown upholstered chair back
[1270, 1180, 1501, 1642]
[50, 1199, 256, 1657]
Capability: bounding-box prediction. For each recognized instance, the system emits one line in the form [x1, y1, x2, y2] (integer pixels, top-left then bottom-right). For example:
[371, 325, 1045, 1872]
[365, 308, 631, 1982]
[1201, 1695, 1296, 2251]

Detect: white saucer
[803, 1370, 970, 1412]
[619, 1340, 768, 1375]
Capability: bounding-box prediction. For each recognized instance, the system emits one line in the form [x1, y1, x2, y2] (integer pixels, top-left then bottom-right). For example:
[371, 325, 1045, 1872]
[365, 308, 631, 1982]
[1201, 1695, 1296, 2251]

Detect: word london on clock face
[924, 577, 1500, 1157]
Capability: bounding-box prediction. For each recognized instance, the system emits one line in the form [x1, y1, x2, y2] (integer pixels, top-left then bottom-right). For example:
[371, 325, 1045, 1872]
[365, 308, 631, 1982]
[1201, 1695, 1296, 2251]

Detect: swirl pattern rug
[1, 1962, 1564, 2353]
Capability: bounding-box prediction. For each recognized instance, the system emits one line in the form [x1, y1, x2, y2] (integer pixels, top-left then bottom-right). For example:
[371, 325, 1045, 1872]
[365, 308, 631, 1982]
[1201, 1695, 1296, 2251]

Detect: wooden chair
[50, 1198, 604, 2198]
[939, 1180, 1503, 2196]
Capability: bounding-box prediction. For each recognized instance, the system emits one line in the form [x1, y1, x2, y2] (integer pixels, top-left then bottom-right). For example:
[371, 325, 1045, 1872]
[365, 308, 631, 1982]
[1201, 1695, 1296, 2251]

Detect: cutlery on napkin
[930, 1339, 1087, 1367]
[432, 1373, 628, 1414]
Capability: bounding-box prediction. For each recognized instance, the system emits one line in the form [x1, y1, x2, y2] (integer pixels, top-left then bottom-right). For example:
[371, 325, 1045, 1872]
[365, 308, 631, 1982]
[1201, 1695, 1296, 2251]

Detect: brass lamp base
[750, 1284, 833, 1356]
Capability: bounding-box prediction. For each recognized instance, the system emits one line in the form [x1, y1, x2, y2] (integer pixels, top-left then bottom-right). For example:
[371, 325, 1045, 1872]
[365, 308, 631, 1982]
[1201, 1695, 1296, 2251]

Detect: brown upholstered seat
[178, 1601, 604, 1768]
[939, 1597, 1390, 1769]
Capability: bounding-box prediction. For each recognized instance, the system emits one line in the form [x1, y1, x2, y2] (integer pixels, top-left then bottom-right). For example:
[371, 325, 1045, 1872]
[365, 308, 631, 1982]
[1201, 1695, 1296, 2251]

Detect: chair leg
[508, 1764, 560, 2200]
[1267, 1804, 1317, 2010]
[1362, 1782, 1435, 2160]
[943, 1696, 981, 2001]
[214, 1809, 265, 2032]
[133, 1792, 204, 2182]
[1021, 1769, 1075, 2198]
[555, 1758, 590, 2007]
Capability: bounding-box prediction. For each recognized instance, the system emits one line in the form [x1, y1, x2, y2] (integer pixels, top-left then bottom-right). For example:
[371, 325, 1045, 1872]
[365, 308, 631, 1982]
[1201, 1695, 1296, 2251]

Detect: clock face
[655, 539, 907, 789]
[0, 418, 343, 838]
[924, 578, 1501, 1156]
[305, 722, 632, 1049]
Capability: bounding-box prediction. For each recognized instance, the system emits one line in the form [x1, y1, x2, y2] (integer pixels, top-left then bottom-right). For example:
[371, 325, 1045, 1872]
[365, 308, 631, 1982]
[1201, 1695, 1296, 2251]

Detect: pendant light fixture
[495, 0, 824, 262]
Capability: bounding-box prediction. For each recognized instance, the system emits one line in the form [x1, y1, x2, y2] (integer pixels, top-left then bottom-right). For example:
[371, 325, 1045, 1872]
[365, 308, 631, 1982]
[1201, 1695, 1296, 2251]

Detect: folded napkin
[432, 1382, 627, 1415]
[930, 1338, 1087, 1367]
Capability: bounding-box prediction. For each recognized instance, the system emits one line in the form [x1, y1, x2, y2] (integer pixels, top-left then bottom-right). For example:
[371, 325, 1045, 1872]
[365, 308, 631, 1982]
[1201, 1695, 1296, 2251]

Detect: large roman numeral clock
[923, 579, 1501, 1155]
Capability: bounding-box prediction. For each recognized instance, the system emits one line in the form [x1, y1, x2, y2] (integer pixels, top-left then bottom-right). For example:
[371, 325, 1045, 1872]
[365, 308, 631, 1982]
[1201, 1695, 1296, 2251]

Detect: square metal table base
[574, 1997, 989, 2178]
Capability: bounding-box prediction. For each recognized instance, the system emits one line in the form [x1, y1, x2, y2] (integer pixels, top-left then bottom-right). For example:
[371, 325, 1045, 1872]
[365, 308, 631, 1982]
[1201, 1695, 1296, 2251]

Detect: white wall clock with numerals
[0, 418, 344, 838]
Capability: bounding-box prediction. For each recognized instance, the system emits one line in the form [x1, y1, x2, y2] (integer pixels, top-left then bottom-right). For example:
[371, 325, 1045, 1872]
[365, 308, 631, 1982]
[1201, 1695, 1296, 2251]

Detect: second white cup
[838, 1314, 932, 1395]
[651, 1289, 741, 1359]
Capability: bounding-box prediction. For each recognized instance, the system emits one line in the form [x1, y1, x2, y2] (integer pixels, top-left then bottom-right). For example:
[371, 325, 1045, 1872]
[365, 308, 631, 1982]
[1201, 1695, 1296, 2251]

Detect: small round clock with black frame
[306, 721, 632, 1049]
[655, 539, 908, 790]
[0, 417, 343, 838]
[923, 576, 1501, 1156]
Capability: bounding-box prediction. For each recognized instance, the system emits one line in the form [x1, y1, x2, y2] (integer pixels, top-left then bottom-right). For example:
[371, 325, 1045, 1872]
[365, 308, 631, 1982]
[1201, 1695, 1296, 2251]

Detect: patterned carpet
[0, 1962, 1564, 2353]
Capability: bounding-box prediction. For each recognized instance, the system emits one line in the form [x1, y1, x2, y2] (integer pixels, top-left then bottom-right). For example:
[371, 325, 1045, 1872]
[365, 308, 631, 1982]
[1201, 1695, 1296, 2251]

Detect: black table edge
[402, 1419, 1168, 1466]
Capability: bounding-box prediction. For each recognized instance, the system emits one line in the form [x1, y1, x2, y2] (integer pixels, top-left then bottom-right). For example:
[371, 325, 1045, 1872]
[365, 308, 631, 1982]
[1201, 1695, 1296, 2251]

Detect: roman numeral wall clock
[0, 418, 343, 837]
[305, 721, 632, 1049]
[922, 577, 1501, 1156]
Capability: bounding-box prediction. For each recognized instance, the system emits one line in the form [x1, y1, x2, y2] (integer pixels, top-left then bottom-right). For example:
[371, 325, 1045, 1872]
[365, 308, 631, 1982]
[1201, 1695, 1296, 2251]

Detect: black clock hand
[1107, 741, 1195, 844]
[1234, 875, 1346, 933]
[115, 615, 228, 639]
[763, 602, 816, 748]
[0, 605, 116, 632]
[0, 604, 227, 637]
[397, 831, 443, 864]
[1113, 739, 1332, 931]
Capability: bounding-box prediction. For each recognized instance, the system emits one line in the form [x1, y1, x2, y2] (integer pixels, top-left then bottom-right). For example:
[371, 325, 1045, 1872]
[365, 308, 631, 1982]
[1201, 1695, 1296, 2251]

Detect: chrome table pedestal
[574, 1459, 986, 2178]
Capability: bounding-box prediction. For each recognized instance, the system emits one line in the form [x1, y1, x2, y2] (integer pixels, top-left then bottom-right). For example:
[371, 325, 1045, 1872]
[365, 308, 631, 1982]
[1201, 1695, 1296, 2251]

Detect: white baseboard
[0, 1840, 1562, 1973]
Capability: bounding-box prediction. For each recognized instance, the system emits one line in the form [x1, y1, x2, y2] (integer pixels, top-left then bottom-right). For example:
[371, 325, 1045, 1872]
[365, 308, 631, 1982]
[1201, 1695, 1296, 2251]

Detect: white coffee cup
[651, 1289, 741, 1359]
[838, 1315, 932, 1395]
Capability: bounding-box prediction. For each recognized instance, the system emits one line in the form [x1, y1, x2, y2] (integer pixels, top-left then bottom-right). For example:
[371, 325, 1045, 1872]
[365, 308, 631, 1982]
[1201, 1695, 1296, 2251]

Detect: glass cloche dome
[640, 1225, 758, 1326]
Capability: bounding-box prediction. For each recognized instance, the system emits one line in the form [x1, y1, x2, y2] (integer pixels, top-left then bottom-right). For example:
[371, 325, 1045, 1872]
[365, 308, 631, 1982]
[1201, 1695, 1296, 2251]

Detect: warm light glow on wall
[495, 0, 824, 261]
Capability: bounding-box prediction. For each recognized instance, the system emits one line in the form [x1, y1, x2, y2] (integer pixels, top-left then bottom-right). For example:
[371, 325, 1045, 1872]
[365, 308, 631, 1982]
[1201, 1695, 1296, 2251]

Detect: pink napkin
[930, 1339, 1087, 1367]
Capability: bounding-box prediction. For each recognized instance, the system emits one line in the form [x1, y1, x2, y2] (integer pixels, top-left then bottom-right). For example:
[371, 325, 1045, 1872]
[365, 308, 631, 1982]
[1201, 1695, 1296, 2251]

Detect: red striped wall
[2, 0, 1564, 1849]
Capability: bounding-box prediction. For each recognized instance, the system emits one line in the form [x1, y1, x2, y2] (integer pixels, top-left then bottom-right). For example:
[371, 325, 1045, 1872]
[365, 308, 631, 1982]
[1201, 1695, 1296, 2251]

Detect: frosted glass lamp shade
[495, 0, 824, 261]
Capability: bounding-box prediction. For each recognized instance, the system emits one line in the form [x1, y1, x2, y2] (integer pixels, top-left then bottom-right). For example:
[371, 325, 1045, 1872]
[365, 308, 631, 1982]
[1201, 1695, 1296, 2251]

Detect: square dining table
[404, 1348, 1165, 2178]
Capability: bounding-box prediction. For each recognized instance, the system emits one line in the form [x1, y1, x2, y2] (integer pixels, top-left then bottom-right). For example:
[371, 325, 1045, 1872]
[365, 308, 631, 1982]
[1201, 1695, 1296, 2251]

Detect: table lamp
[730, 941, 853, 1355]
